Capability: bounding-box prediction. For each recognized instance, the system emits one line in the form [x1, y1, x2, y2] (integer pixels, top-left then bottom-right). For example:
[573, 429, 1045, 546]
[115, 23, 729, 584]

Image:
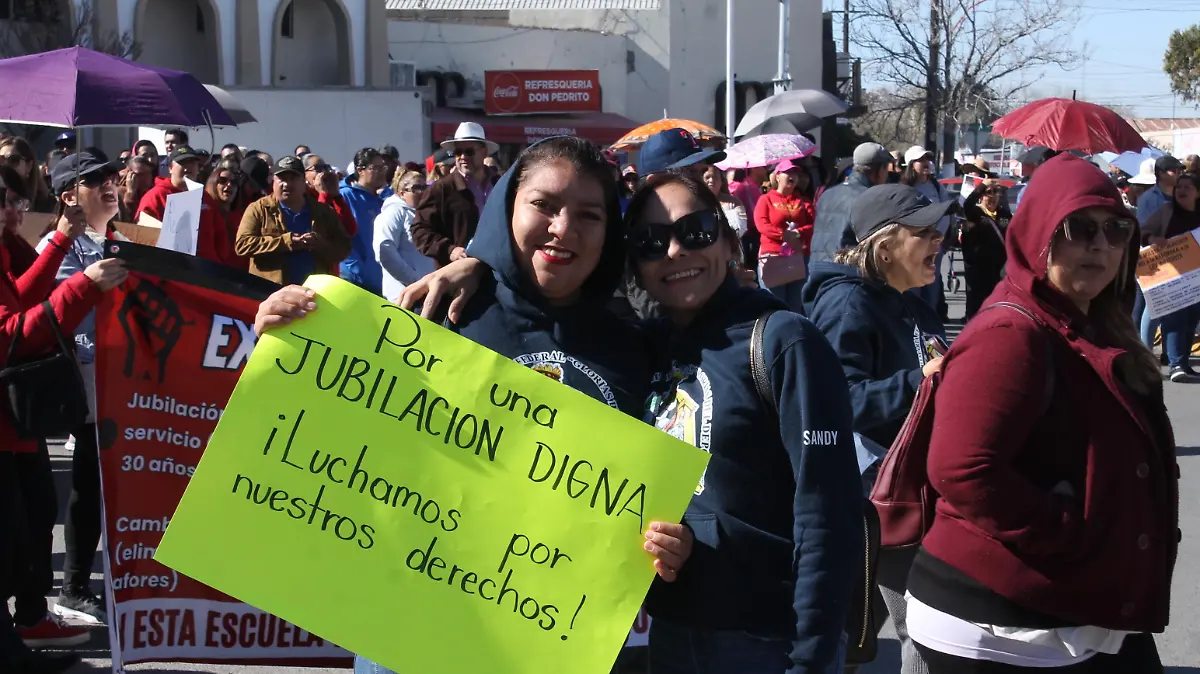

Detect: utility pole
[843, 0, 850, 53]
[724, 0, 735, 140]
[925, 0, 940, 154]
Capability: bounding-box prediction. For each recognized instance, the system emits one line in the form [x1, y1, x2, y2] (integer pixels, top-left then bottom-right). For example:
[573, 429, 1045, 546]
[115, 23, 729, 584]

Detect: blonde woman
[802, 184, 954, 674]
[374, 169, 435, 301]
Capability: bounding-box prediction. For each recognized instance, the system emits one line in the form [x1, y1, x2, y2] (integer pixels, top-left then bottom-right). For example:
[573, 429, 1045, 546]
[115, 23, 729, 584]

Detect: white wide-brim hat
[440, 122, 499, 155]
[1128, 157, 1157, 186]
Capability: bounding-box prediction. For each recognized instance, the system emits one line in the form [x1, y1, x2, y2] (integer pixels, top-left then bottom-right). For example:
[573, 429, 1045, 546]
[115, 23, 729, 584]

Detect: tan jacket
[235, 194, 351, 285]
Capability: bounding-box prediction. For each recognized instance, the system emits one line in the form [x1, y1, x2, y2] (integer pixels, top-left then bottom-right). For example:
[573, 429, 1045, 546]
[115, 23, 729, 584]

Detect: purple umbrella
[0, 46, 235, 128]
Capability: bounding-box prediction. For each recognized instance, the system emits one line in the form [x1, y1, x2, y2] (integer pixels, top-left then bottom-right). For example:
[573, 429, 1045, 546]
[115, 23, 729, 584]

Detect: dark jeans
[0, 443, 58, 627]
[649, 618, 846, 674]
[63, 423, 102, 593]
[1159, 303, 1200, 368]
[914, 632, 1162, 673]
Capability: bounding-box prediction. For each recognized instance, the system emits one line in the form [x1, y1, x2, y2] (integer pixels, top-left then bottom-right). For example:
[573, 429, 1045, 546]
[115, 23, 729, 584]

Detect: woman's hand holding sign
[645, 521, 692, 582]
[254, 285, 318, 336]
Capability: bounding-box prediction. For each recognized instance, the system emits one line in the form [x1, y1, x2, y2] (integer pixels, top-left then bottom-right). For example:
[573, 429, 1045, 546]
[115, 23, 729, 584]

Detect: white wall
[138, 0, 220, 84]
[274, 0, 347, 87]
[386, 21, 629, 116]
[139, 89, 427, 167]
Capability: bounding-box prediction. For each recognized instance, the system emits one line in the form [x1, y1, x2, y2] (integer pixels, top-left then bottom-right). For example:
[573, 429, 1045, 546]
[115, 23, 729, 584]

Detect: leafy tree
[1164, 25, 1200, 104]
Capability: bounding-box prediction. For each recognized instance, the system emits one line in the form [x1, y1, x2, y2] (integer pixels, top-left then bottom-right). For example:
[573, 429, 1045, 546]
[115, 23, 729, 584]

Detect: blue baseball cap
[637, 128, 726, 175]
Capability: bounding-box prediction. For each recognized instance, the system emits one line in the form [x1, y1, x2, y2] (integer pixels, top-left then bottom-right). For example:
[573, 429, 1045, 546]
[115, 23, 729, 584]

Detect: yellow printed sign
[155, 275, 709, 674]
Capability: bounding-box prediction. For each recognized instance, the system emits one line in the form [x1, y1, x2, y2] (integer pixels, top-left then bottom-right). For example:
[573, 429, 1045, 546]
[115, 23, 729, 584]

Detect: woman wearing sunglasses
[253, 137, 694, 674]
[960, 178, 1012, 319]
[375, 169, 434, 301]
[198, 157, 247, 271]
[628, 172, 860, 673]
[398, 170, 861, 672]
[907, 155, 1176, 672]
[802, 183, 953, 674]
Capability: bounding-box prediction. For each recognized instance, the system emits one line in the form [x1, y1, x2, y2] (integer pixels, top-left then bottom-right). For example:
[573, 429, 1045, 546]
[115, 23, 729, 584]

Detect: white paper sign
[155, 179, 204, 255]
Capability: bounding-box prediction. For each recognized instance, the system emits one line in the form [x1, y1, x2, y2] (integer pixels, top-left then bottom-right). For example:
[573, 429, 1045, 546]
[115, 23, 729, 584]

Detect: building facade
[387, 0, 825, 131]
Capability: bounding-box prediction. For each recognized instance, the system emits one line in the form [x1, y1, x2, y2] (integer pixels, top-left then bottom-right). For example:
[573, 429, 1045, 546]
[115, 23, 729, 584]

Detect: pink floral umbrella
[715, 134, 816, 170]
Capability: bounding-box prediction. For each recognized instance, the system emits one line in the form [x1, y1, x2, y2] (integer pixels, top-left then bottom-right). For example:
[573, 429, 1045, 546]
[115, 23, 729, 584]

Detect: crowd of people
[0, 118, 1188, 674]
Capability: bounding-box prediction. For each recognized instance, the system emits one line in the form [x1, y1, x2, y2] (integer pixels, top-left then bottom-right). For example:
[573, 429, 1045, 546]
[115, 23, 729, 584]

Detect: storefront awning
[431, 108, 639, 148]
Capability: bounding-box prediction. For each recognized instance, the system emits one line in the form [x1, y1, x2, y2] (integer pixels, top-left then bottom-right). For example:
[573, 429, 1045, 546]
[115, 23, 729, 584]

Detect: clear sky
[1034, 0, 1200, 118]
[829, 0, 1200, 119]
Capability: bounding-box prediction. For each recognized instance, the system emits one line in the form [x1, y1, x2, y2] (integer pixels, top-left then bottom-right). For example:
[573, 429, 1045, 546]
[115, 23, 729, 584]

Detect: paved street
[35, 286, 1200, 672]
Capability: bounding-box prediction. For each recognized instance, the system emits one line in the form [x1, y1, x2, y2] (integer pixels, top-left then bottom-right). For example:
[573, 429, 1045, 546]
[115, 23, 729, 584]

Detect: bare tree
[0, 0, 139, 60]
[852, 0, 1083, 161]
[852, 88, 926, 150]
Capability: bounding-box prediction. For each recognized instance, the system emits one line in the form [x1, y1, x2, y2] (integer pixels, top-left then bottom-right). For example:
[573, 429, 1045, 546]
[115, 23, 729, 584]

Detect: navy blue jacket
[801, 261, 945, 470]
[809, 172, 872, 263]
[644, 279, 862, 674]
[453, 156, 649, 415]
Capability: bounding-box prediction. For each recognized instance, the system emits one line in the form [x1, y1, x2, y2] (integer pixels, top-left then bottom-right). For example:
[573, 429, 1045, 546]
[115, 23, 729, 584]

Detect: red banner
[94, 242, 351, 668]
[485, 70, 601, 115]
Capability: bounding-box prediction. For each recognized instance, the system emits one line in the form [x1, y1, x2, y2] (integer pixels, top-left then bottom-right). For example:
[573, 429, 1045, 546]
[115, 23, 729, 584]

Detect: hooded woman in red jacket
[907, 154, 1176, 672]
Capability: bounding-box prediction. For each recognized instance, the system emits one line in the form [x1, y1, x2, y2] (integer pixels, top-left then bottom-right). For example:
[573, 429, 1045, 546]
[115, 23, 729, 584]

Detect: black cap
[240, 156, 270, 192]
[1017, 145, 1056, 165]
[49, 152, 120, 195]
[851, 184, 959, 241]
[1155, 155, 1184, 173]
[169, 145, 201, 164]
[273, 155, 304, 176]
[379, 144, 400, 161]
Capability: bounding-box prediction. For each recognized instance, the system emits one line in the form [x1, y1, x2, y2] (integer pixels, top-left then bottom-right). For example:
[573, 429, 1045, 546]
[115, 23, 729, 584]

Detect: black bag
[750, 311, 880, 666]
[0, 300, 89, 439]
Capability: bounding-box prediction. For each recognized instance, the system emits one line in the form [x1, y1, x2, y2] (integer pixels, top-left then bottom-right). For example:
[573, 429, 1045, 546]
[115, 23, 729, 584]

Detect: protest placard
[1136, 229, 1200, 319]
[95, 242, 349, 669]
[155, 179, 203, 255]
[155, 275, 709, 674]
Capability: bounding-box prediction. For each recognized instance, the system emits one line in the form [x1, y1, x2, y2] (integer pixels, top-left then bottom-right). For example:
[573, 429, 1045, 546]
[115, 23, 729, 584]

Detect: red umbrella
[992, 98, 1146, 155]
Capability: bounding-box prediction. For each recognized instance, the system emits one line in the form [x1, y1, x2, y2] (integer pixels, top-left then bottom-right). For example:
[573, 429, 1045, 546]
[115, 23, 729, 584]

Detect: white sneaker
[64, 434, 75, 453]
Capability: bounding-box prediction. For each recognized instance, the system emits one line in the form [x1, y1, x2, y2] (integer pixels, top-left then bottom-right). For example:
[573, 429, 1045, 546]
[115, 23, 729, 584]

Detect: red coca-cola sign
[484, 70, 602, 115]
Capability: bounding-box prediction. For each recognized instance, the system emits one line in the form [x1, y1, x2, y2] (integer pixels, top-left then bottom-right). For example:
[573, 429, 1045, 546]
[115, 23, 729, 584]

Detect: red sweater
[198, 192, 248, 271]
[923, 155, 1178, 632]
[134, 177, 183, 221]
[314, 189, 357, 237]
[753, 190, 814, 257]
[0, 230, 104, 454]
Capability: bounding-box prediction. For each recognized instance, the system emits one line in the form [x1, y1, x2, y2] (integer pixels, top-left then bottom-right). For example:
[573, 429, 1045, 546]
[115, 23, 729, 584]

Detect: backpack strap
[750, 310, 779, 412]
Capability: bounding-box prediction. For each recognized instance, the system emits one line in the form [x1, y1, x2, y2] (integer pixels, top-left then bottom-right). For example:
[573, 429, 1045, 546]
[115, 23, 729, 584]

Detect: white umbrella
[1111, 147, 1164, 177]
[201, 85, 256, 126]
[734, 89, 849, 138]
[737, 113, 822, 139]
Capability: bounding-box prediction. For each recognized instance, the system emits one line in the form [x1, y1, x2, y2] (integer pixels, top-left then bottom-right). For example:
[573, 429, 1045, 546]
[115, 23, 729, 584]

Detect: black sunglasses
[453, 147, 476, 158]
[1, 154, 26, 167]
[627, 209, 722, 260]
[306, 163, 333, 173]
[1062, 214, 1136, 249]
